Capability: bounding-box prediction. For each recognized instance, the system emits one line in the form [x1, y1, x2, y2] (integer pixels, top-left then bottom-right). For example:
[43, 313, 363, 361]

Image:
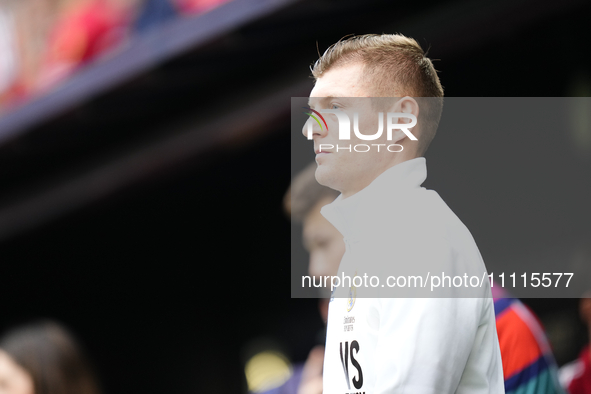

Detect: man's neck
[340, 154, 419, 200]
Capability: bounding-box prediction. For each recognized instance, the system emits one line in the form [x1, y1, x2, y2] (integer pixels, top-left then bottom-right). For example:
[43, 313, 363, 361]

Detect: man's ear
[396, 96, 420, 118]
[387, 97, 420, 144]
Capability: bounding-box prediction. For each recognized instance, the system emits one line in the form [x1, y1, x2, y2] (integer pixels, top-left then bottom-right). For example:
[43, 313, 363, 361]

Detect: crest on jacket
[347, 273, 358, 312]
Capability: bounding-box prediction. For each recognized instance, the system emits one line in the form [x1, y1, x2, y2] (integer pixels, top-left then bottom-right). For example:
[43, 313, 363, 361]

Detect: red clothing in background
[561, 346, 591, 394]
[36, 0, 131, 91]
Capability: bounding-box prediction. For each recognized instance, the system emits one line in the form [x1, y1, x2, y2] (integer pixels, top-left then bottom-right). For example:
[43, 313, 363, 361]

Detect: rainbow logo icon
[303, 107, 329, 132]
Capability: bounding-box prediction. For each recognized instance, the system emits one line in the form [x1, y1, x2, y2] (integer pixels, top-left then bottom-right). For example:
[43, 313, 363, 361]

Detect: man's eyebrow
[307, 96, 339, 108]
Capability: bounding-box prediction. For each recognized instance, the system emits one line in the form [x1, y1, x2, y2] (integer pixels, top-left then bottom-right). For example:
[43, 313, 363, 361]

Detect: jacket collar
[320, 157, 427, 242]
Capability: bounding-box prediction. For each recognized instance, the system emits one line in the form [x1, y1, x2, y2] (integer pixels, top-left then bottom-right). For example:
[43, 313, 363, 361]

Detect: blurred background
[0, 0, 590, 393]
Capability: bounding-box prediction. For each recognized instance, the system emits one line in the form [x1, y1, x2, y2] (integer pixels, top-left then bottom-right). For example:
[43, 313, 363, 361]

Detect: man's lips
[315, 148, 332, 154]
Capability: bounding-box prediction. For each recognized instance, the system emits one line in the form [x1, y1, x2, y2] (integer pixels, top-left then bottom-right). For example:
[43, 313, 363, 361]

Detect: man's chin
[314, 166, 340, 192]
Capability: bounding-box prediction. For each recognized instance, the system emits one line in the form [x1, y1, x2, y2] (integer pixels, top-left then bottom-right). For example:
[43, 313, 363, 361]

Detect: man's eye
[331, 104, 340, 109]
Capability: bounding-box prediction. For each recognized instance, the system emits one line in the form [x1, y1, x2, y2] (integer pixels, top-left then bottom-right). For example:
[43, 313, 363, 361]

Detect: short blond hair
[311, 34, 444, 156]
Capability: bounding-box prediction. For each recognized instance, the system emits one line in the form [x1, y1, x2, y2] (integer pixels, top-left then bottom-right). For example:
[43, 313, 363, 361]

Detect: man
[260, 163, 341, 394]
[287, 161, 565, 394]
[301, 33, 504, 393]
[560, 294, 591, 394]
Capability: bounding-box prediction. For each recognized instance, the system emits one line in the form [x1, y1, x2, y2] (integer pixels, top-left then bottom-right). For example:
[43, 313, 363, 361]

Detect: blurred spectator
[560, 293, 591, 394]
[0, 320, 101, 394]
[0, 0, 57, 108]
[0, 0, 234, 112]
[0, 0, 140, 108]
[491, 286, 565, 394]
[35, 0, 141, 93]
[258, 161, 340, 394]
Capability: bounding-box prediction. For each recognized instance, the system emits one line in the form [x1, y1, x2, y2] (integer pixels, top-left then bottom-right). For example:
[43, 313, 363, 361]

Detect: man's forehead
[308, 63, 367, 102]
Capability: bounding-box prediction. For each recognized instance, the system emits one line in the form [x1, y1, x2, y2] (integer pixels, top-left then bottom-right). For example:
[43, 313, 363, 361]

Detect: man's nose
[301, 116, 325, 140]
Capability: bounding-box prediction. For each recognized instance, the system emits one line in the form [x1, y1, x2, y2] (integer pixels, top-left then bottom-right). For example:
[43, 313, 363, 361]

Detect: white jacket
[320, 158, 504, 394]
